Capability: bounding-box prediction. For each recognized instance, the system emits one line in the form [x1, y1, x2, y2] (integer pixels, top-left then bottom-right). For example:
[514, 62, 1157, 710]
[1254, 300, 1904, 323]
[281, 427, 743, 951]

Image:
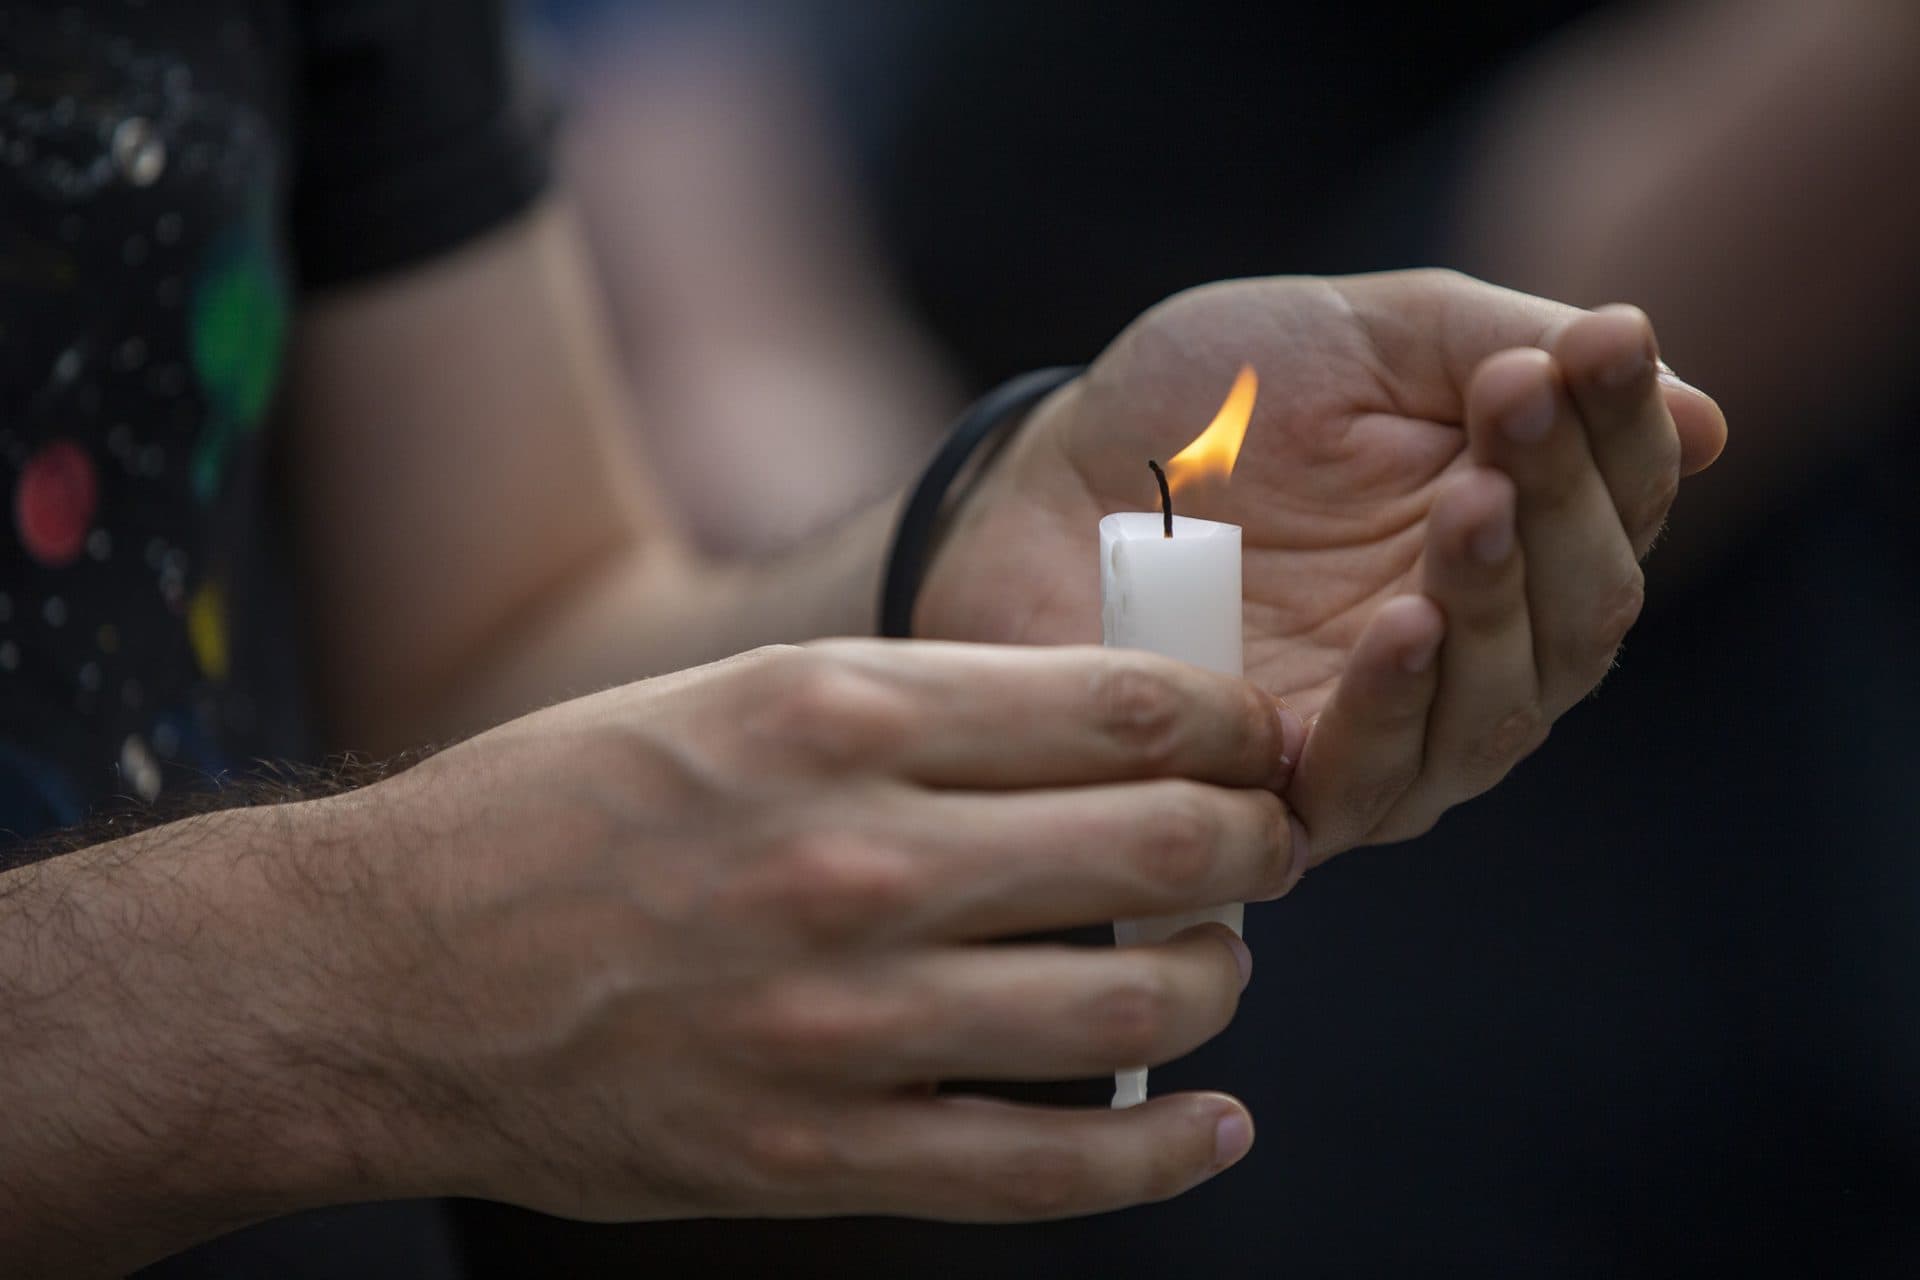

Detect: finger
[797, 640, 1293, 792]
[889, 780, 1304, 940]
[1466, 348, 1643, 716]
[1373, 469, 1542, 843]
[767, 928, 1249, 1085]
[709, 778, 1299, 957]
[1330, 273, 1725, 476]
[819, 1091, 1254, 1221]
[1285, 594, 1444, 860]
[1660, 365, 1729, 477]
[1552, 306, 1682, 558]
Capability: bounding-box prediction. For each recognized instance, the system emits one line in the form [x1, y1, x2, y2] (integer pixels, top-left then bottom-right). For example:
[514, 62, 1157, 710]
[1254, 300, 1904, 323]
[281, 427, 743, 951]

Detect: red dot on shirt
[15, 440, 99, 568]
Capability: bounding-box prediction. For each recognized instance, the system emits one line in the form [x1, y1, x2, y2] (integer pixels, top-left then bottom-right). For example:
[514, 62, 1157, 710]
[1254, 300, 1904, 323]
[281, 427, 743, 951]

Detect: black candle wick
[1148, 460, 1173, 538]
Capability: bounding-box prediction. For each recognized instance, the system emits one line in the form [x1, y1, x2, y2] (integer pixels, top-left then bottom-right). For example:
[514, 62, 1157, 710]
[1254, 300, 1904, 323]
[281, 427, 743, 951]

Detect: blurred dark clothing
[837, 0, 1612, 388]
[0, 0, 547, 1272]
[468, 1, 1920, 1275]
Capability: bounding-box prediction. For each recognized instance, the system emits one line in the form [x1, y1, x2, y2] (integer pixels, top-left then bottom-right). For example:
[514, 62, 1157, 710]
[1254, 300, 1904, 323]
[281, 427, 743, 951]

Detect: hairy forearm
[0, 796, 414, 1275]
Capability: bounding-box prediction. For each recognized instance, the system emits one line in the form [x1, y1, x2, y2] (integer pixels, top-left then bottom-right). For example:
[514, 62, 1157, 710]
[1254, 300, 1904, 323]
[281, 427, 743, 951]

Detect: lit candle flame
[1163, 364, 1258, 495]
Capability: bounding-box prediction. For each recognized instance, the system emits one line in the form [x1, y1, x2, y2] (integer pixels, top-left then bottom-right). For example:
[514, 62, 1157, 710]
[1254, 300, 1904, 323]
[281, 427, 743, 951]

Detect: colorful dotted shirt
[1, 5, 548, 1270]
[0, 0, 549, 845]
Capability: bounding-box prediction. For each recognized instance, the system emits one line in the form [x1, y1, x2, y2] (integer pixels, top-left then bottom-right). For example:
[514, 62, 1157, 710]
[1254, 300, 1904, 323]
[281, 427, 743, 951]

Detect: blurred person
[1453, 0, 1920, 579]
[459, 0, 1918, 1276]
[0, 2, 1727, 1278]
[529, 0, 955, 554]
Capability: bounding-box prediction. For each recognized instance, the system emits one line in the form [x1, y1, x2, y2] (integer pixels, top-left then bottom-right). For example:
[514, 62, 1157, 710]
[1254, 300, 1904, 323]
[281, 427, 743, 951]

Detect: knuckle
[1229, 682, 1281, 780]
[995, 1143, 1090, 1219]
[1247, 792, 1297, 900]
[1464, 703, 1547, 776]
[759, 656, 910, 772]
[1594, 570, 1646, 655]
[1088, 962, 1176, 1065]
[740, 976, 894, 1067]
[739, 1116, 841, 1186]
[747, 642, 808, 671]
[1340, 764, 1420, 829]
[1094, 658, 1188, 771]
[774, 832, 920, 948]
[1413, 266, 1473, 294]
[1134, 785, 1220, 894]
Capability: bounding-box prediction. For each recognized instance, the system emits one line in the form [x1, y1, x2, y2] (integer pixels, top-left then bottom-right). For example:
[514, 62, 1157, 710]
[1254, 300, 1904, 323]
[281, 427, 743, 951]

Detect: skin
[1453, 0, 1920, 582]
[0, 200, 1724, 1271]
[922, 271, 1724, 852]
[1, 643, 1295, 1271]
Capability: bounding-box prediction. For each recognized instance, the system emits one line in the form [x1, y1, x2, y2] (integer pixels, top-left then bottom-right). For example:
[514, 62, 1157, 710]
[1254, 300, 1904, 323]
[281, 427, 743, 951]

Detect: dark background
[465, 1, 1920, 1273]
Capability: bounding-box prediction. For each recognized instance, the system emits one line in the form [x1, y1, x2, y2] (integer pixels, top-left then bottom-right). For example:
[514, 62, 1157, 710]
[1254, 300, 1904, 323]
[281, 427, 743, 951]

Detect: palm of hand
[926, 276, 1479, 720]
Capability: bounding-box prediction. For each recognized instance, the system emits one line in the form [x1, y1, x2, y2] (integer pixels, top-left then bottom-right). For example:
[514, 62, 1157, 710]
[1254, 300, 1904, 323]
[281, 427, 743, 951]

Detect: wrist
[253, 782, 470, 1207]
[914, 375, 1095, 644]
[879, 366, 1083, 638]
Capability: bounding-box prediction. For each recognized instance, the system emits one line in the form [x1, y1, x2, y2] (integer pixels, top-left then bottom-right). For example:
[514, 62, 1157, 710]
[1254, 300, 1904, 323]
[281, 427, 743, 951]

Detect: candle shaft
[1100, 511, 1243, 1108]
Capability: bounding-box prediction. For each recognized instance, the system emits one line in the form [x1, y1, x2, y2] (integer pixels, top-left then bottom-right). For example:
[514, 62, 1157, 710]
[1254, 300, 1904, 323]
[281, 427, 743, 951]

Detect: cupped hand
[336, 642, 1311, 1224]
[919, 270, 1727, 858]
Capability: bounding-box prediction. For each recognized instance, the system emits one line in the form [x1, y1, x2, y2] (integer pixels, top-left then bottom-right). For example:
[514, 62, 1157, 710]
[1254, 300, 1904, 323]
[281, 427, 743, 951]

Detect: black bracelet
[878, 365, 1085, 638]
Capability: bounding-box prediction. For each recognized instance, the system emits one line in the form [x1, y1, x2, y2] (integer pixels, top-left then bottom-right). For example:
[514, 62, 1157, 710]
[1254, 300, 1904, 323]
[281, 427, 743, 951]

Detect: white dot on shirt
[155, 212, 183, 245]
[114, 336, 148, 371]
[52, 347, 83, 383]
[119, 735, 163, 803]
[77, 661, 102, 693]
[111, 117, 166, 187]
[139, 443, 166, 476]
[42, 597, 68, 628]
[86, 528, 112, 561]
[0, 642, 18, 673]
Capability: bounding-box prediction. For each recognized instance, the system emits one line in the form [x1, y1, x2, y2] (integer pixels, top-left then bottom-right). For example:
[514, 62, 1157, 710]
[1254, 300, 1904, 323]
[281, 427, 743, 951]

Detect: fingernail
[1401, 634, 1440, 674]
[1656, 360, 1697, 393]
[1282, 815, 1311, 894]
[1470, 508, 1514, 565]
[1271, 704, 1306, 788]
[1213, 1110, 1255, 1170]
[1502, 386, 1555, 443]
[1225, 932, 1254, 990]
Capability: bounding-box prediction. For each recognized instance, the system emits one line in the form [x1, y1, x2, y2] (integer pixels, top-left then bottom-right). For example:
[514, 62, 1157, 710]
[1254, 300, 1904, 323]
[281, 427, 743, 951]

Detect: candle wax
[1100, 511, 1244, 1109]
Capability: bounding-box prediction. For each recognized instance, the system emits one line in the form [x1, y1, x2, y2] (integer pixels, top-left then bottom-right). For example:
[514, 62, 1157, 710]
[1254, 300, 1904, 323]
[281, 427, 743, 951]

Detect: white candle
[1101, 509, 1243, 1109]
